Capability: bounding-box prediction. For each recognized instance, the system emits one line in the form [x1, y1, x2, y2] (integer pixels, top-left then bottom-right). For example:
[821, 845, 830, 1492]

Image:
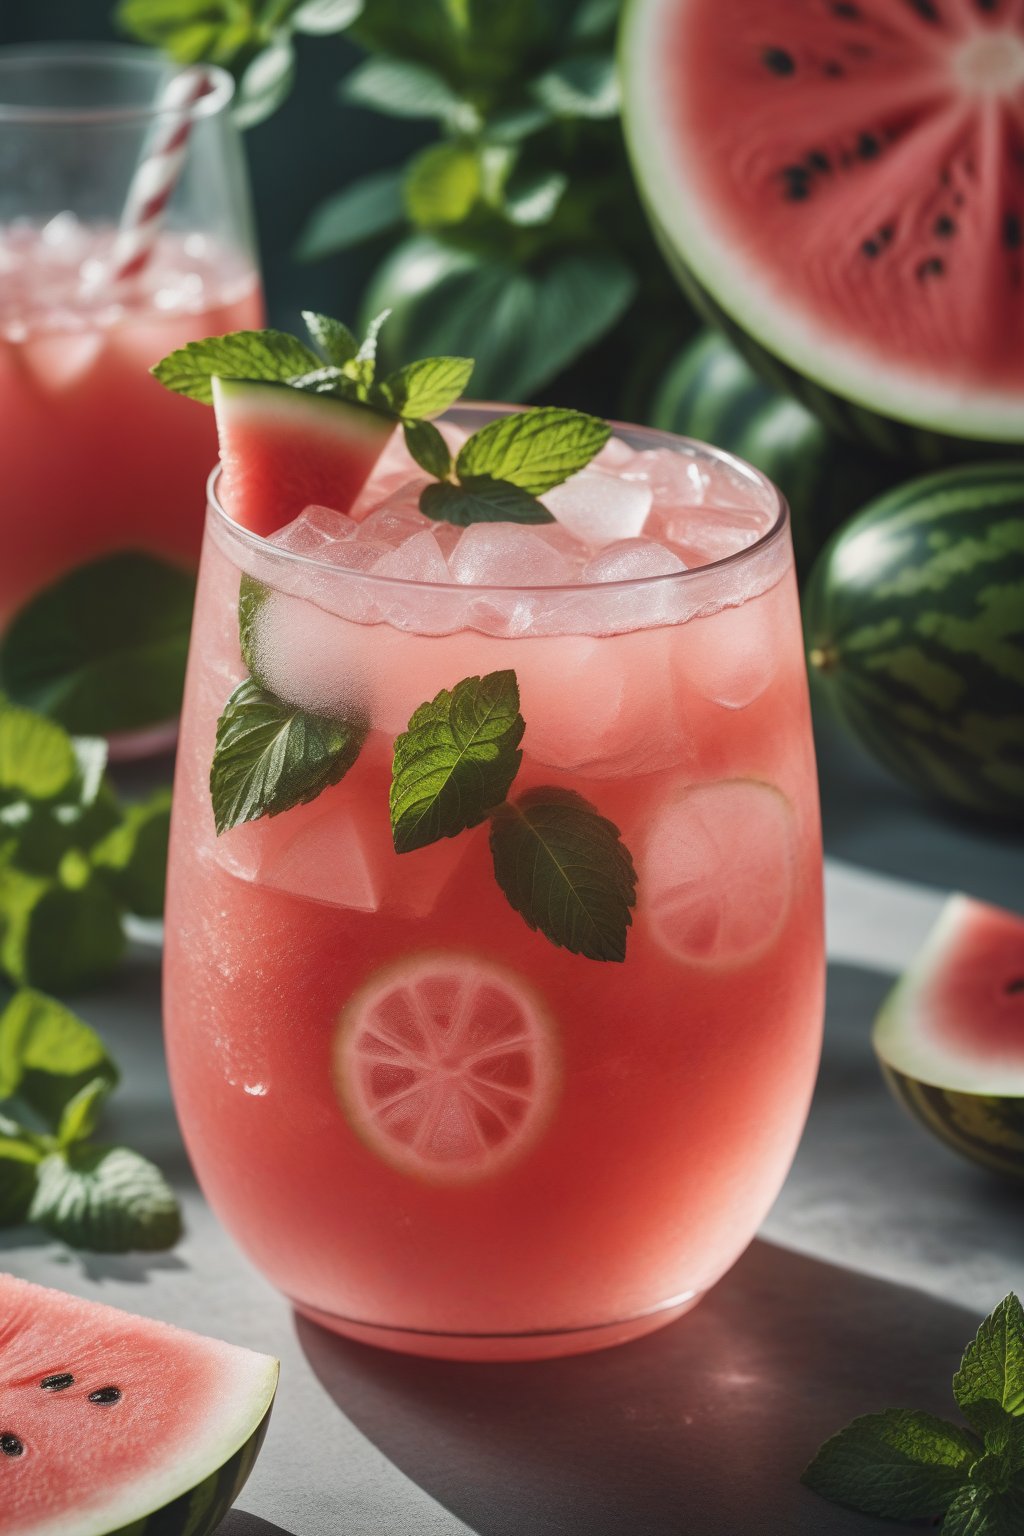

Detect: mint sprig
[0, 988, 182, 1253]
[804, 1294, 1024, 1531]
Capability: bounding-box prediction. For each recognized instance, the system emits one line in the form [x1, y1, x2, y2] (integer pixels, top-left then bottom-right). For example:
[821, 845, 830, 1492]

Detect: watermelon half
[874, 895, 1024, 1180]
[0, 1273, 278, 1536]
[621, 0, 1024, 461]
[212, 378, 395, 537]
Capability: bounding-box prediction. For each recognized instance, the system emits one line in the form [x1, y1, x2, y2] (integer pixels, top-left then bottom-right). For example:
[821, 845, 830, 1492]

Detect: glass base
[291, 1290, 704, 1362]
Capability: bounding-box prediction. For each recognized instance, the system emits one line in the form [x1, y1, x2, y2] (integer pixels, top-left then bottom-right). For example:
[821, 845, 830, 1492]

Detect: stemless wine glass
[0, 43, 262, 754]
[164, 410, 825, 1361]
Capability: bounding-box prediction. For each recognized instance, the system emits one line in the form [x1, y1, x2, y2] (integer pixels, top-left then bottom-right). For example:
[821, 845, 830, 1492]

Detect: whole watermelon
[805, 464, 1024, 820]
[649, 330, 897, 574]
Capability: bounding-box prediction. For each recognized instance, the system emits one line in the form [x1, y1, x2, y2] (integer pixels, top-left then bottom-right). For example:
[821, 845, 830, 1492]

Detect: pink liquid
[164, 427, 825, 1361]
[0, 222, 262, 629]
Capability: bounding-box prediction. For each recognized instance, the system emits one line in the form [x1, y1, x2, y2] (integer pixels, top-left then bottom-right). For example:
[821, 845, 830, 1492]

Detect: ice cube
[593, 434, 636, 469]
[583, 538, 686, 583]
[21, 330, 104, 392]
[246, 589, 373, 715]
[354, 492, 429, 548]
[374, 529, 451, 583]
[662, 504, 767, 567]
[673, 596, 777, 709]
[622, 448, 707, 506]
[542, 468, 652, 546]
[449, 524, 580, 587]
[39, 211, 90, 264]
[270, 504, 357, 557]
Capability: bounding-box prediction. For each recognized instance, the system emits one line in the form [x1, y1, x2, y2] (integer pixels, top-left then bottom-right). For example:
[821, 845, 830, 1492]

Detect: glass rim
[206, 404, 791, 600]
[0, 43, 235, 126]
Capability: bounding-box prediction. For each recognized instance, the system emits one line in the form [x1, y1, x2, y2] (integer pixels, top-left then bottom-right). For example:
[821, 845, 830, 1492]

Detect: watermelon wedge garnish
[0, 1272, 278, 1536]
[622, 0, 1024, 458]
[212, 378, 395, 537]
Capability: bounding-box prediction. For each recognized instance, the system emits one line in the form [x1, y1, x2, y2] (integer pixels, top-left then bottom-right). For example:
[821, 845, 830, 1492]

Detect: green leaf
[403, 419, 452, 481]
[29, 1144, 182, 1253]
[456, 406, 610, 496]
[351, 308, 391, 391]
[293, 0, 363, 34]
[504, 168, 568, 227]
[57, 1075, 113, 1148]
[234, 36, 295, 129]
[296, 169, 406, 261]
[489, 787, 637, 962]
[238, 574, 268, 677]
[153, 328, 323, 404]
[0, 1131, 41, 1226]
[0, 554, 195, 738]
[302, 310, 358, 366]
[341, 56, 465, 121]
[569, 0, 620, 40]
[380, 356, 474, 419]
[390, 671, 524, 854]
[955, 1296, 1024, 1430]
[532, 53, 620, 119]
[90, 788, 172, 919]
[485, 102, 552, 143]
[943, 1474, 1024, 1534]
[0, 988, 118, 1128]
[419, 479, 553, 526]
[0, 865, 126, 993]
[0, 704, 77, 802]
[211, 678, 366, 835]
[801, 1409, 980, 1521]
[404, 143, 481, 227]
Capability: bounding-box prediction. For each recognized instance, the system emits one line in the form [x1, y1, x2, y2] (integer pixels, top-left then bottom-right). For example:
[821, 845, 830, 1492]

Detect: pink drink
[164, 413, 824, 1361]
[0, 221, 262, 628]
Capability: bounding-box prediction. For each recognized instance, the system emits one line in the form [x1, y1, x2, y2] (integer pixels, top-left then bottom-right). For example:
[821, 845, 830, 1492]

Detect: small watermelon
[874, 895, 1024, 1181]
[212, 377, 395, 537]
[0, 1273, 278, 1536]
[804, 462, 1024, 820]
[621, 0, 1024, 463]
[648, 329, 897, 572]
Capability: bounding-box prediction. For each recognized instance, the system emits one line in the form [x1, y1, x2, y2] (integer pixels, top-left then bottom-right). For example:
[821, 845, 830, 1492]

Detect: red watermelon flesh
[623, 0, 1024, 442]
[212, 377, 395, 538]
[0, 1273, 278, 1536]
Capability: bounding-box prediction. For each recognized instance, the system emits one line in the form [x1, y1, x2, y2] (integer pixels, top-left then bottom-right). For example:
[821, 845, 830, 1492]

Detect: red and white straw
[103, 66, 211, 287]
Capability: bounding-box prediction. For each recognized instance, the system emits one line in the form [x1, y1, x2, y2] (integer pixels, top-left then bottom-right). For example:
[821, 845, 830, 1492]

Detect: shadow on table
[218, 1512, 298, 1536]
[296, 1240, 974, 1536]
[0, 1229, 189, 1282]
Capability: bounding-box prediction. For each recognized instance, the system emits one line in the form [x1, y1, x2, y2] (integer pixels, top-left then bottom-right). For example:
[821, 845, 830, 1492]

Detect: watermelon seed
[916, 256, 945, 280]
[1, 1434, 24, 1457]
[831, 2, 862, 19]
[857, 133, 881, 160]
[781, 165, 812, 200]
[906, 0, 941, 22]
[39, 1374, 74, 1392]
[1004, 213, 1021, 251]
[87, 1387, 122, 1405]
[862, 237, 880, 258]
[762, 47, 795, 76]
[1006, 978, 1024, 995]
[807, 150, 831, 174]
[823, 61, 845, 77]
[934, 215, 956, 238]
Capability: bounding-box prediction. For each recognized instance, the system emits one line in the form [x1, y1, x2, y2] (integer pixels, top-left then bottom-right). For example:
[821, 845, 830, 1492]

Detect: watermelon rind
[803, 462, 1024, 820]
[619, 0, 1024, 461]
[873, 895, 1024, 1180]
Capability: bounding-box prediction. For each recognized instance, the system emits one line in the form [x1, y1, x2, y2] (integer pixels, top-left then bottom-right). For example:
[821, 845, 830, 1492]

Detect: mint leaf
[0, 1122, 42, 1226]
[296, 169, 406, 260]
[29, 1144, 182, 1253]
[303, 310, 358, 366]
[341, 56, 465, 123]
[801, 1409, 980, 1521]
[293, 0, 363, 34]
[153, 328, 322, 404]
[57, 1075, 112, 1148]
[532, 54, 620, 120]
[211, 678, 366, 835]
[380, 356, 474, 419]
[955, 1295, 1024, 1430]
[489, 788, 637, 962]
[91, 788, 172, 919]
[0, 862, 126, 993]
[404, 142, 481, 227]
[350, 308, 391, 391]
[0, 552, 195, 736]
[456, 407, 610, 496]
[420, 479, 554, 526]
[944, 1471, 1024, 1534]
[238, 574, 268, 676]
[404, 419, 452, 481]
[0, 988, 118, 1128]
[0, 705, 77, 802]
[390, 671, 524, 854]
[234, 37, 296, 130]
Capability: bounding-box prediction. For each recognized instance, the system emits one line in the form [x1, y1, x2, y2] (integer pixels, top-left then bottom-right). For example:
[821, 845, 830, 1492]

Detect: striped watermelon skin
[649, 329, 898, 572]
[881, 1065, 1024, 1183]
[111, 1401, 272, 1536]
[804, 463, 1024, 819]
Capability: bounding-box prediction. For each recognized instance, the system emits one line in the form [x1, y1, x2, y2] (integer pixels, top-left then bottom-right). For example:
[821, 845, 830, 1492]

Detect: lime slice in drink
[335, 953, 560, 1183]
[644, 779, 796, 967]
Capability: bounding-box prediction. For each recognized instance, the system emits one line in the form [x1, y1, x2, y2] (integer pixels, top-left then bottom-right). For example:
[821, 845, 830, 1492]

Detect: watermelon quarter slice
[621, 0, 1024, 459]
[212, 377, 395, 537]
[874, 894, 1024, 1180]
[0, 1273, 278, 1536]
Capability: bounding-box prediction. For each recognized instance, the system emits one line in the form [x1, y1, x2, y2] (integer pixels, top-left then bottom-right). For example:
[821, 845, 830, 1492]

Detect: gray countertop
[4, 715, 1023, 1536]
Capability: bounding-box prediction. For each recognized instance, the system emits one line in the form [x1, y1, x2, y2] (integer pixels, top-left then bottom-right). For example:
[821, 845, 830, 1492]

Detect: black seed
[974, 0, 997, 10]
[862, 237, 880, 257]
[832, 0, 861, 16]
[934, 214, 956, 238]
[807, 149, 831, 173]
[1006, 976, 1024, 994]
[1004, 212, 1022, 250]
[40, 1374, 74, 1392]
[823, 60, 845, 77]
[953, 191, 965, 207]
[1, 1434, 24, 1457]
[87, 1387, 122, 1405]
[857, 132, 881, 159]
[916, 256, 945, 279]
[762, 46, 796, 75]
[907, 0, 940, 20]
[879, 223, 895, 244]
[781, 166, 811, 200]
[940, 169, 951, 186]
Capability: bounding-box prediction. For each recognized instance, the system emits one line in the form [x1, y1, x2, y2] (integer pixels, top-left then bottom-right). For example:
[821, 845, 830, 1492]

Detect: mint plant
[804, 1294, 1024, 1532]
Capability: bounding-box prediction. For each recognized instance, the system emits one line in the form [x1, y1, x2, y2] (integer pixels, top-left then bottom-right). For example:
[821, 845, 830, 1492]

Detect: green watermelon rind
[619, 0, 1024, 460]
[804, 461, 1024, 820]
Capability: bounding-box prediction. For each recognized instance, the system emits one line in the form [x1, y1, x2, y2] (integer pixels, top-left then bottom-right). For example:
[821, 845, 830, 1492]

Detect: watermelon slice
[874, 895, 1024, 1180]
[212, 377, 395, 537]
[621, 0, 1024, 460]
[0, 1273, 278, 1536]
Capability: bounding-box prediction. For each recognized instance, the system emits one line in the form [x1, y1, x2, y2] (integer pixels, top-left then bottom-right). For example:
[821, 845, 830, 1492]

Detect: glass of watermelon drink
[164, 409, 825, 1362]
[0, 44, 262, 754]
